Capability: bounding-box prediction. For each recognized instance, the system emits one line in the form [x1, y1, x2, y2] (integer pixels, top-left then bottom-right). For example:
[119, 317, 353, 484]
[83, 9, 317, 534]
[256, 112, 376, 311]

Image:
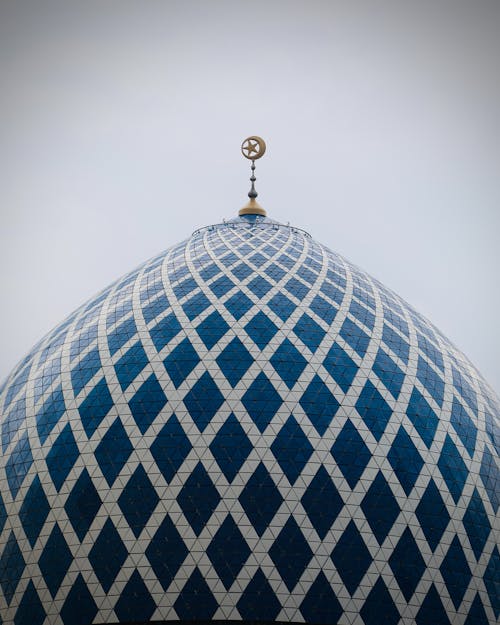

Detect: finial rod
[240, 136, 267, 217]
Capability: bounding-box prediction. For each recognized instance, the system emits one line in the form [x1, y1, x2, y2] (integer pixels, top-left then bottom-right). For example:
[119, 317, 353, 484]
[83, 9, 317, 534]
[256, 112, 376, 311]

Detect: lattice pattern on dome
[0, 215, 499, 625]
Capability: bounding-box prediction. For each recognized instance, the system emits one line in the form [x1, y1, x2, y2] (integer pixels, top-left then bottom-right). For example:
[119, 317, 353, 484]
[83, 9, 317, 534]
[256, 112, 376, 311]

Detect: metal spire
[239, 136, 267, 216]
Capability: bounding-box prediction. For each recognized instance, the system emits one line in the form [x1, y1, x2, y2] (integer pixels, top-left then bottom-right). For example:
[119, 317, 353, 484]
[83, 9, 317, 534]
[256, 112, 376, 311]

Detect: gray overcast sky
[1, 0, 499, 395]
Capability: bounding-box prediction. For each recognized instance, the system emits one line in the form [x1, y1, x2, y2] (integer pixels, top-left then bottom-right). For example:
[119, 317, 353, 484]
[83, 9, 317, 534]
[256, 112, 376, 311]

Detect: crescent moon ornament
[239, 136, 267, 217]
[241, 136, 266, 160]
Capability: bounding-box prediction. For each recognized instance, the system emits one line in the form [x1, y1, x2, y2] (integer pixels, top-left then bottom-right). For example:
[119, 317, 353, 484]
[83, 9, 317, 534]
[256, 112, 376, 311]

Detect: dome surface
[0, 214, 498, 625]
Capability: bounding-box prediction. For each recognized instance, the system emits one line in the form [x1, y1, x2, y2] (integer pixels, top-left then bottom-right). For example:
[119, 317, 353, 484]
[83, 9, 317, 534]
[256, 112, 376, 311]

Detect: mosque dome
[0, 143, 498, 625]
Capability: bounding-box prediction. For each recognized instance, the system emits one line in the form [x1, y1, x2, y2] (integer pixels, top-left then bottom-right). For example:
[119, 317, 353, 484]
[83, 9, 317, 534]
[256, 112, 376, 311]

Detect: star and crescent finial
[239, 136, 267, 217]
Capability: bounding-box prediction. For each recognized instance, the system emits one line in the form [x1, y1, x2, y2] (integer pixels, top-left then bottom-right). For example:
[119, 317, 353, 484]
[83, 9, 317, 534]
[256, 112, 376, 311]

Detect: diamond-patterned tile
[269, 517, 313, 591]
[210, 414, 252, 482]
[177, 462, 220, 535]
[118, 465, 159, 538]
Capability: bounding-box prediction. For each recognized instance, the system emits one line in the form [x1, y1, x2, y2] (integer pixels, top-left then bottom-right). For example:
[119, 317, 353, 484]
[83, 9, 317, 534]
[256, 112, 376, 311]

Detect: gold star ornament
[241, 136, 266, 160]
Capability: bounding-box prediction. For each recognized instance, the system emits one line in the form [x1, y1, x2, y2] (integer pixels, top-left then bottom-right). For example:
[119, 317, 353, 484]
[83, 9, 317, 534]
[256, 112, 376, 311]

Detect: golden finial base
[239, 198, 267, 217]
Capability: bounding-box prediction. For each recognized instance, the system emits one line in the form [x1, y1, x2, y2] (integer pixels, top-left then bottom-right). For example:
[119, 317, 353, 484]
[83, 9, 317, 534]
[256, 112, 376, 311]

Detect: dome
[0, 213, 498, 625]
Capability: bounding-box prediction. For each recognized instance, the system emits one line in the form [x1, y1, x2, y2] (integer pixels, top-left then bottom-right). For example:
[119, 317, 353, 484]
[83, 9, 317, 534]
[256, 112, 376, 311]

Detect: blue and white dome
[0, 214, 498, 625]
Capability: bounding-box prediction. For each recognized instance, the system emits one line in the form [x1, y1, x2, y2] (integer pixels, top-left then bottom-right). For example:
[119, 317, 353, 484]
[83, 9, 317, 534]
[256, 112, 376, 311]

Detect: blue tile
[452, 366, 478, 414]
[355, 380, 392, 441]
[349, 299, 375, 330]
[174, 567, 218, 620]
[270, 338, 308, 389]
[19, 476, 49, 548]
[265, 263, 286, 282]
[183, 371, 224, 432]
[240, 373, 283, 429]
[37, 385, 66, 445]
[145, 515, 188, 591]
[14, 580, 45, 625]
[340, 317, 370, 358]
[3, 362, 32, 413]
[231, 262, 253, 280]
[300, 571, 343, 625]
[128, 373, 167, 433]
[406, 387, 439, 449]
[417, 332, 444, 371]
[331, 520, 372, 595]
[373, 348, 405, 399]
[149, 312, 182, 351]
[244, 311, 279, 349]
[389, 527, 426, 601]
[297, 265, 317, 285]
[237, 568, 281, 621]
[294, 313, 326, 353]
[78, 378, 113, 438]
[107, 317, 137, 356]
[210, 414, 252, 483]
[309, 294, 337, 325]
[440, 535, 472, 609]
[381, 324, 408, 363]
[450, 396, 477, 457]
[142, 294, 169, 324]
[150, 415, 192, 483]
[463, 488, 491, 560]
[331, 419, 371, 489]
[209, 274, 235, 297]
[480, 444, 499, 513]
[388, 426, 424, 495]
[360, 578, 400, 625]
[182, 291, 211, 321]
[438, 434, 468, 503]
[114, 341, 149, 391]
[224, 291, 253, 320]
[94, 418, 133, 486]
[89, 518, 128, 593]
[64, 469, 102, 541]
[464, 594, 489, 625]
[361, 471, 400, 545]
[207, 515, 251, 589]
[173, 276, 198, 298]
[271, 416, 314, 485]
[415, 479, 450, 552]
[199, 262, 221, 280]
[484, 546, 499, 618]
[269, 517, 313, 591]
[114, 569, 156, 623]
[239, 462, 283, 537]
[247, 275, 273, 298]
[177, 462, 220, 535]
[416, 584, 451, 625]
[323, 342, 359, 393]
[33, 356, 61, 404]
[196, 310, 230, 350]
[71, 349, 101, 397]
[0, 492, 5, 534]
[300, 374, 340, 436]
[46, 424, 79, 492]
[2, 396, 26, 452]
[286, 276, 310, 299]
[301, 466, 343, 539]
[268, 291, 296, 321]
[39, 523, 73, 598]
[320, 280, 344, 306]
[417, 356, 444, 407]
[60, 574, 98, 625]
[163, 337, 200, 389]
[118, 465, 159, 538]
[0, 532, 25, 604]
[6, 432, 33, 499]
[216, 337, 254, 387]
